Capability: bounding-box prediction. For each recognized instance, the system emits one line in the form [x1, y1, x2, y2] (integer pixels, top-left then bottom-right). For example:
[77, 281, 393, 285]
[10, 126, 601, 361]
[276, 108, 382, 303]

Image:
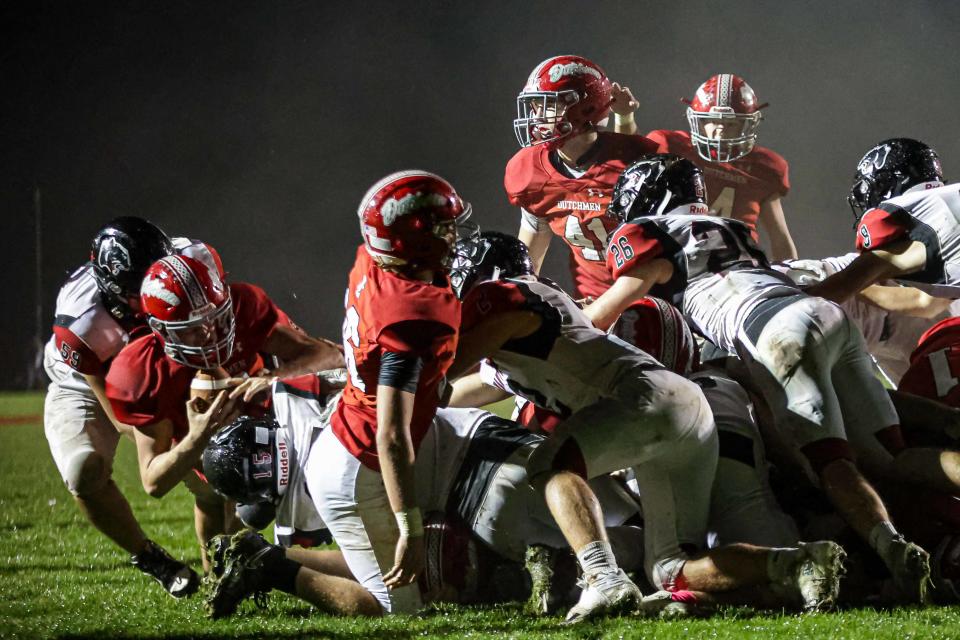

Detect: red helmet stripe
[162, 255, 209, 310]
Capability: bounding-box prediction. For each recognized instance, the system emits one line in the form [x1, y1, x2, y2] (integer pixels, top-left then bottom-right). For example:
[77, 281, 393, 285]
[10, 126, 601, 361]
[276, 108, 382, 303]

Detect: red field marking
[0, 415, 41, 426]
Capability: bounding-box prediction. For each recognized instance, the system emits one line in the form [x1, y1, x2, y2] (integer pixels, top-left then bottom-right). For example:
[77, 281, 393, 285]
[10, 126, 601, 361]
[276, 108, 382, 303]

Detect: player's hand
[186, 390, 239, 440]
[228, 376, 276, 403]
[610, 82, 639, 116]
[383, 534, 425, 590]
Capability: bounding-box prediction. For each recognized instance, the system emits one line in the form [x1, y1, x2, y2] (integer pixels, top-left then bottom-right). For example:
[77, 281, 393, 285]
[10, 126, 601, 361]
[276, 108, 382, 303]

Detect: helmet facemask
[686, 108, 761, 163]
[150, 297, 236, 369]
[514, 91, 580, 147]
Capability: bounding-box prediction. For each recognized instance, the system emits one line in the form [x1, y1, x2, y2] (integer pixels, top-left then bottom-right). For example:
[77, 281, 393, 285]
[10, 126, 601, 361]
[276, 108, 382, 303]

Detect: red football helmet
[685, 74, 767, 163]
[610, 296, 697, 375]
[357, 170, 472, 272]
[140, 255, 236, 369]
[514, 55, 613, 148]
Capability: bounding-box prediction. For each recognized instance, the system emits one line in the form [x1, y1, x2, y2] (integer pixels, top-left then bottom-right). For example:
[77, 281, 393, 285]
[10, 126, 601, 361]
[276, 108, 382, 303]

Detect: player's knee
[801, 437, 855, 477]
[65, 451, 110, 497]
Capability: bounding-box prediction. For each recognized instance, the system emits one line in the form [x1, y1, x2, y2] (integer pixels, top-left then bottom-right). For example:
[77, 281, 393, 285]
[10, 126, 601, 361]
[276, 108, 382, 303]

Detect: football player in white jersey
[447, 231, 845, 616]
[43, 217, 220, 597]
[776, 253, 958, 385]
[586, 154, 936, 603]
[199, 373, 646, 618]
[808, 138, 960, 303]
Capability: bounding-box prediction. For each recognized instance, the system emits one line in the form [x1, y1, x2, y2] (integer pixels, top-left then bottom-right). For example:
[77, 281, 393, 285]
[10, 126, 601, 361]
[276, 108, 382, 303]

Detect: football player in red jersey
[105, 254, 343, 570]
[295, 171, 468, 615]
[44, 217, 210, 597]
[807, 138, 960, 304]
[506, 55, 659, 300]
[618, 74, 797, 261]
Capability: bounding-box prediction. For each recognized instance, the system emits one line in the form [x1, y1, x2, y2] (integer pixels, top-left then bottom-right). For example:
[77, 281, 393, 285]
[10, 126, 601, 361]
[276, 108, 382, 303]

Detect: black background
[3, 0, 959, 388]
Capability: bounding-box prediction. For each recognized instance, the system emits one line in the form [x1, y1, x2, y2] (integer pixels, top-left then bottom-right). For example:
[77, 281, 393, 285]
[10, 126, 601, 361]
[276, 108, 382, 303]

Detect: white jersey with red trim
[856, 183, 960, 293]
[606, 215, 799, 353]
[465, 276, 661, 416]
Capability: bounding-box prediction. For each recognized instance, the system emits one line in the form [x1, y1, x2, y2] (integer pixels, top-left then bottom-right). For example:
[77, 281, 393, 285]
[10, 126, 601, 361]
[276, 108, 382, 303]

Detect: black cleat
[131, 540, 200, 598]
[206, 530, 273, 619]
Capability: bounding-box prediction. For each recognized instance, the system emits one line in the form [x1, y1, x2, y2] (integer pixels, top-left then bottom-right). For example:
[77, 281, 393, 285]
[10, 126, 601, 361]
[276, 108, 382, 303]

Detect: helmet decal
[141, 275, 181, 307]
[97, 237, 131, 276]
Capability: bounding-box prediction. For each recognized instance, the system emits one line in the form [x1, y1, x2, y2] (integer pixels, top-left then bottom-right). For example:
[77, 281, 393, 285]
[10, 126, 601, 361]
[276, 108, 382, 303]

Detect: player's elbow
[142, 479, 168, 499]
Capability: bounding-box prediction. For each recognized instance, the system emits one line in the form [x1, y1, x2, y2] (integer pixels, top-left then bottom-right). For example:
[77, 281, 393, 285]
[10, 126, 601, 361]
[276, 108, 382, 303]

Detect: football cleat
[207, 533, 232, 579]
[524, 544, 555, 616]
[637, 590, 698, 619]
[793, 541, 846, 612]
[887, 539, 932, 604]
[131, 539, 200, 598]
[205, 530, 273, 619]
[563, 568, 641, 624]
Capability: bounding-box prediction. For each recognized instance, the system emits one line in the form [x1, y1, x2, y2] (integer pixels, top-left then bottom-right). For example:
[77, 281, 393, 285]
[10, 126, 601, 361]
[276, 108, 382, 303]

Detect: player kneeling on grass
[197, 372, 646, 618]
[105, 253, 343, 571]
[445, 231, 844, 619]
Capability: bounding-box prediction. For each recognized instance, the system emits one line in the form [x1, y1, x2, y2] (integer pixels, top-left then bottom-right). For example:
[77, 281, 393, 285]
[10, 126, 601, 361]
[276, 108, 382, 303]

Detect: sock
[576, 540, 619, 578]
[262, 546, 303, 595]
[766, 547, 805, 583]
[869, 521, 902, 561]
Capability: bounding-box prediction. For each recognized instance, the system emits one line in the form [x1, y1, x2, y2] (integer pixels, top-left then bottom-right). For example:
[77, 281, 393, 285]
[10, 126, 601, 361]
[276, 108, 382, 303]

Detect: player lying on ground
[105, 252, 343, 570]
[199, 376, 647, 618]
[586, 153, 936, 602]
[446, 231, 845, 617]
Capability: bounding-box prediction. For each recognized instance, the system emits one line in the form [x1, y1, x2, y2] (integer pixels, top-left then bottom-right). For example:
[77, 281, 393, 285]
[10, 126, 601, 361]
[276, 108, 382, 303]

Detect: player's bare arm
[230, 325, 345, 402]
[805, 240, 926, 303]
[82, 374, 136, 438]
[610, 82, 639, 135]
[758, 196, 798, 261]
[584, 258, 674, 331]
[376, 383, 424, 589]
[134, 392, 238, 497]
[447, 310, 542, 381]
[517, 222, 552, 275]
[447, 371, 511, 408]
[857, 284, 953, 318]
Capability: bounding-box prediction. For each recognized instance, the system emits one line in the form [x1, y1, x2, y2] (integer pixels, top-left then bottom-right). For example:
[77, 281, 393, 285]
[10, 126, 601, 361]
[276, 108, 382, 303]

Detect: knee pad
[64, 451, 110, 497]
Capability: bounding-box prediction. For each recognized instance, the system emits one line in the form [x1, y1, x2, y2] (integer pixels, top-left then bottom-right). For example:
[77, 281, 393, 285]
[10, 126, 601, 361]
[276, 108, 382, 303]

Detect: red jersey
[331, 247, 460, 471]
[504, 132, 659, 299]
[899, 316, 960, 406]
[646, 129, 789, 239]
[106, 282, 288, 439]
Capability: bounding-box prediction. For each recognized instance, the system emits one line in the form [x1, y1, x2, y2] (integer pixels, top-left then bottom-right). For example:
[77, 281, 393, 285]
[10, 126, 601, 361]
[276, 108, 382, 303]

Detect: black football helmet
[449, 231, 535, 299]
[202, 415, 286, 505]
[608, 154, 708, 222]
[849, 138, 943, 222]
[90, 216, 173, 320]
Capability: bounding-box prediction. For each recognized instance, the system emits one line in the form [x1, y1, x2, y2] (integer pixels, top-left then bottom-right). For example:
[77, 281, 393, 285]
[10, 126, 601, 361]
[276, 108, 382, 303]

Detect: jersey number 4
[565, 217, 610, 262]
[929, 348, 959, 398]
[710, 187, 736, 219]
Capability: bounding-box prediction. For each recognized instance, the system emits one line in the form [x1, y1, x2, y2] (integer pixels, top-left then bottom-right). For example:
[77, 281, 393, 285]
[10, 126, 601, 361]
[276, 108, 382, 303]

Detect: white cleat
[637, 590, 696, 619]
[794, 541, 846, 612]
[563, 569, 641, 624]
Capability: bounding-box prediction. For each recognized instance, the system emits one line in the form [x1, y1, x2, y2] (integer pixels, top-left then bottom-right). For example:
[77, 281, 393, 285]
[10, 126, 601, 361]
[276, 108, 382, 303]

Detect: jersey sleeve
[105, 344, 163, 427]
[460, 280, 530, 332]
[504, 148, 547, 210]
[373, 279, 460, 354]
[605, 222, 666, 279]
[856, 205, 913, 251]
[644, 129, 671, 152]
[231, 283, 283, 353]
[52, 324, 106, 376]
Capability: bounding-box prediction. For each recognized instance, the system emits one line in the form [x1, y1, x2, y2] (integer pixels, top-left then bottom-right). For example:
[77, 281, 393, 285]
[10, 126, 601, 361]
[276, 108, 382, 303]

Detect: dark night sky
[3, 1, 959, 388]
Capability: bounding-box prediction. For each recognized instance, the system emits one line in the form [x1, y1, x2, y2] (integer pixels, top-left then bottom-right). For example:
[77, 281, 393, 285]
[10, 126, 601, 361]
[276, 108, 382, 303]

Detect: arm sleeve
[460, 281, 529, 332]
[378, 351, 423, 393]
[856, 205, 913, 251]
[52, 324, 106, 375]
[520, 208, 547, 234]
[605, 223, 665, 279]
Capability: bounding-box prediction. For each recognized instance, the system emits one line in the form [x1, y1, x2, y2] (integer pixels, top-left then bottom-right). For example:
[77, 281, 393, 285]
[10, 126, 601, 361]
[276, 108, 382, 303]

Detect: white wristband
[394, 508, 424, 538]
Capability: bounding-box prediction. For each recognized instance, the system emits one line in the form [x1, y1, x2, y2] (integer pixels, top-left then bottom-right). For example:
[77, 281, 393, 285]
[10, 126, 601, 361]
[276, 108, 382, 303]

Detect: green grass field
[3, 391, 960, 639]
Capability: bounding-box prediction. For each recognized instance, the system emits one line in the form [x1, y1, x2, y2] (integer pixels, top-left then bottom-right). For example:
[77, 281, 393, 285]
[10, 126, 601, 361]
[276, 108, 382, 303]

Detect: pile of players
[42, 54, 960, 623]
